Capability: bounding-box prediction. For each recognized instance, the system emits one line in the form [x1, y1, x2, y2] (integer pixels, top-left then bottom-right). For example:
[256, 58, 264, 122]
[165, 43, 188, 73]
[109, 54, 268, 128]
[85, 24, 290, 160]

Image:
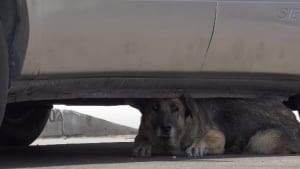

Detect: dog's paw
[133, 144, 152, 157]
[185, 141, 207, 158]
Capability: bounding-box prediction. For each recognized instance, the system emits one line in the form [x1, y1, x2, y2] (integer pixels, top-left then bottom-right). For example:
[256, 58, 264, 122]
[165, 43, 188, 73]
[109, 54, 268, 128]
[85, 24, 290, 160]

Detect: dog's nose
[160, 125, 172, 133]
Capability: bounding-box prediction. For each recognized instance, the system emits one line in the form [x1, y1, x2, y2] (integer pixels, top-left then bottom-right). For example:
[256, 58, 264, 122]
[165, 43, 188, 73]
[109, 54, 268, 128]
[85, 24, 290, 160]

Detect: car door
[22, 0, 216, 78]
[203, 0, 300, 75]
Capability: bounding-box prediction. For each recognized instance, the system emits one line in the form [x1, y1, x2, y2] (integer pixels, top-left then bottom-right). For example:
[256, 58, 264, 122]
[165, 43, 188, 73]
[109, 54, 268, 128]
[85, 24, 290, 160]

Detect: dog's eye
[152, 104, 159, 112]
[171, 105, 179, 112]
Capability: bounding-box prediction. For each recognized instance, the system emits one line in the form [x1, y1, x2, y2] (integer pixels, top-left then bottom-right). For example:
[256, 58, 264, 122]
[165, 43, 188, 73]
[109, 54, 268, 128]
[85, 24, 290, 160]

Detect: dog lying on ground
[130, 97, 300, 157]
[129, 97, 225, 157]
[194, 97, 300, 154]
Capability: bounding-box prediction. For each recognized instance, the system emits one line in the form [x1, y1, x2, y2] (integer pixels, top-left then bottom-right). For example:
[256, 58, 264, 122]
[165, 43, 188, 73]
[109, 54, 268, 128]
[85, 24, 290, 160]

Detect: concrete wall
[40, 109, 137, 138]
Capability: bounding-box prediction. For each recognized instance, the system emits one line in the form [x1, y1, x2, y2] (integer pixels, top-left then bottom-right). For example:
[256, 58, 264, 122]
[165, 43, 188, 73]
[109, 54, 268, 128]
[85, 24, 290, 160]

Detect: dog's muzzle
[157, 125, 175, 139]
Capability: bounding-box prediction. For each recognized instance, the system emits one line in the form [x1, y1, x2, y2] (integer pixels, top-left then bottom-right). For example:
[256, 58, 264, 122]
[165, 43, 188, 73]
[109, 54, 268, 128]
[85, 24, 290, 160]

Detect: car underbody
[8, 73, 300, 105]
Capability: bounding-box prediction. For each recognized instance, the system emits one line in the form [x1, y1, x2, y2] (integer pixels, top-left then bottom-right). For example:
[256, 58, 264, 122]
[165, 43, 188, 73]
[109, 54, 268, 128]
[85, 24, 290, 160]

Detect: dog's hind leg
[203, 129, 226, 156]
[246, 129, 300, 154]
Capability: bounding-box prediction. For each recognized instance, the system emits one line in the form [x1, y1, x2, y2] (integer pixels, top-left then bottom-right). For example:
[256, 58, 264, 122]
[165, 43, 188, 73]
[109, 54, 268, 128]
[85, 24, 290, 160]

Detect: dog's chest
[152, 139, 182, 155]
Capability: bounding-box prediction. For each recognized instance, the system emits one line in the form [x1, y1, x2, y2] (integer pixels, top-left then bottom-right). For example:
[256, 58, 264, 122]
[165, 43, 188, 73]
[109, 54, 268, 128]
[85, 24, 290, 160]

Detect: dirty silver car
[1, 0, 300, 145]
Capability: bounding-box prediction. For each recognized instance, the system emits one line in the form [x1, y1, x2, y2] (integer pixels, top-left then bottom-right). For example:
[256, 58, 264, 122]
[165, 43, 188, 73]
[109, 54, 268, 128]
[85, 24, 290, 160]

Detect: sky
[54, 105, 141, 129]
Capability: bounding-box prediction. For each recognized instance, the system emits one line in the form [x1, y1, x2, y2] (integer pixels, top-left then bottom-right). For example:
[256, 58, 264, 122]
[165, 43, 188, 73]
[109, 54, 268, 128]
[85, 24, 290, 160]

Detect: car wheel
[0, 21, 9, 127]
[0, 103, 52, 146]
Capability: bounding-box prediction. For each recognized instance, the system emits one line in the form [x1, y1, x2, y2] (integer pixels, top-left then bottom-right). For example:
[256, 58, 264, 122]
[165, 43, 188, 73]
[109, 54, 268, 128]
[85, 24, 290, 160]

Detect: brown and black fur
[194, 97, 300, 154]
[129, 97, 225, 157]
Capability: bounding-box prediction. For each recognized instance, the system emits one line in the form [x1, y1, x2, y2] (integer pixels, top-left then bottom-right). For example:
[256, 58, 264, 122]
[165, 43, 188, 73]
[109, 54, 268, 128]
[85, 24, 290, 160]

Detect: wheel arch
[0, 0, 29, 81]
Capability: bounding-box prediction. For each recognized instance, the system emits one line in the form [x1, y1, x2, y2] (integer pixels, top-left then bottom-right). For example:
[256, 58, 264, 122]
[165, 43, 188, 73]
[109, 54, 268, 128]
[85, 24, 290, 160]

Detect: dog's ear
[180, 95, 198, 119]
[126, 99, 146, 113]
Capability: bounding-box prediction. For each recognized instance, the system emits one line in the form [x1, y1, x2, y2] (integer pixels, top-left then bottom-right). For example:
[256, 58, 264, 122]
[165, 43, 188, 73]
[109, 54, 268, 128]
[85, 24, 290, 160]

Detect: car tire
[0, 103, 52, 146]
[0, 21, 9, 127]
[284, 94, 300, 112]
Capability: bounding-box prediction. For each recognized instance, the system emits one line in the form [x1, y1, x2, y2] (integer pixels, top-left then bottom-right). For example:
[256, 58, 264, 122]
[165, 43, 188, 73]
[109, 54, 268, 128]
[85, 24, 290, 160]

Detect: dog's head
[129, 96, 198, 140]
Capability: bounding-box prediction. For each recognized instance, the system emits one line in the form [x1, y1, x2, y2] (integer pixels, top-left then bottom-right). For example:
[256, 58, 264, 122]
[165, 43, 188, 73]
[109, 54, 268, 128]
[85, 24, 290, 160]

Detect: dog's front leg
[185, 138, 207, 158]
[185, 129, 225, 158]
[133, 135, 152, 157]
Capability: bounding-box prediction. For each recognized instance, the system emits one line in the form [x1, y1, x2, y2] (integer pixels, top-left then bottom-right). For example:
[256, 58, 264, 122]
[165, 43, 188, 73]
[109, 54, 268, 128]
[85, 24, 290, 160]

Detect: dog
[193, 97, 300, 154]
[129, 97, 225, 157]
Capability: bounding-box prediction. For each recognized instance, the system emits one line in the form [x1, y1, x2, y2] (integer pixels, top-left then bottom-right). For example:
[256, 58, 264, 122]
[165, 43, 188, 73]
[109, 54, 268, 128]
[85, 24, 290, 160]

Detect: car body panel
[22, 0, 300, 78]
[204, 1, 300, 74]
[7, 0, 300, 102]
[22, 0, 216, 77]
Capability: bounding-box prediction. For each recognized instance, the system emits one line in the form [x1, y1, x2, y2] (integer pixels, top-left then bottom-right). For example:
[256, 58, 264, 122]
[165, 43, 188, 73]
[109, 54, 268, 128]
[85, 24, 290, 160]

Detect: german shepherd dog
[130, 97, 300, 157]
[193, 97, 300, 154]
[129, 97, 225, 157]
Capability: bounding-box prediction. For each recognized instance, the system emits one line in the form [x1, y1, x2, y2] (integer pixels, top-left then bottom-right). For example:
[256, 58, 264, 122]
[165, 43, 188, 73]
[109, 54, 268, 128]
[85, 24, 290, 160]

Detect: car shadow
[0, 142, 299, 168]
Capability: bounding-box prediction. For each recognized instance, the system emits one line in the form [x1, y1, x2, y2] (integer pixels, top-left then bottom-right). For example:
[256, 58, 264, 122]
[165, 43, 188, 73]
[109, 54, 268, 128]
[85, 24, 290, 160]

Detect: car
[1, 0, 300, 146]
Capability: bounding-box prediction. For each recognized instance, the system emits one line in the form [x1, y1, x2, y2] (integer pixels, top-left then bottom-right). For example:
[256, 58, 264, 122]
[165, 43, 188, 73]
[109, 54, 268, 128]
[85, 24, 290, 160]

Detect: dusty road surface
[0, 137, 299, 169]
